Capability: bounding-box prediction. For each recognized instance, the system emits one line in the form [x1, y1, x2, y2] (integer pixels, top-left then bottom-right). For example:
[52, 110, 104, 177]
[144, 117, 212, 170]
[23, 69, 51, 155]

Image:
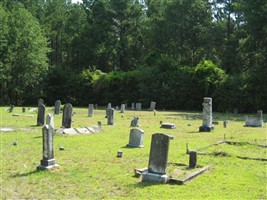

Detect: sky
[72, 0, 81, 3]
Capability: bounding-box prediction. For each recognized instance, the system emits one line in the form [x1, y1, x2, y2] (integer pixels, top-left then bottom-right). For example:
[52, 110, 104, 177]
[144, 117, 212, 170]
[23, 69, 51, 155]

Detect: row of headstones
[37, 102, 73, 128]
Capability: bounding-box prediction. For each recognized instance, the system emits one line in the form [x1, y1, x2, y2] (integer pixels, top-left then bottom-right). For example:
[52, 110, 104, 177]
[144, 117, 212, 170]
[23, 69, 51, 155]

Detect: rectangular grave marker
[62, 103, 73, 128]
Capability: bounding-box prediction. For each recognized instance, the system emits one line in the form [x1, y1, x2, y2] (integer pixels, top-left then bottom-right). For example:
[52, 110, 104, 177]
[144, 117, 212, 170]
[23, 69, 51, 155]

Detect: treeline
[0, 0, 266, 112]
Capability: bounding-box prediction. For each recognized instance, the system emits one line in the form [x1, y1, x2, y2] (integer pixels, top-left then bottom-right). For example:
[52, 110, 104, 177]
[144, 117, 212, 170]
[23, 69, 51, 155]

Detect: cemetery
[1, 101, 266, 199]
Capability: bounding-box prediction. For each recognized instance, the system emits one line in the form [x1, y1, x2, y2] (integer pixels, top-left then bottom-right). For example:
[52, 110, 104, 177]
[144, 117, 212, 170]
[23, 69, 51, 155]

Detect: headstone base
[37, 159, 60, 170]
[199, 126, 213, 132]
[142, 172, 168, 183]
[127, 144, 144, 148]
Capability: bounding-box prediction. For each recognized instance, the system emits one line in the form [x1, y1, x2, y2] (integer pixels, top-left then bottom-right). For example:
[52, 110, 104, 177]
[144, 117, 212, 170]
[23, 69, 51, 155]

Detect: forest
[0, 0, 266, 112]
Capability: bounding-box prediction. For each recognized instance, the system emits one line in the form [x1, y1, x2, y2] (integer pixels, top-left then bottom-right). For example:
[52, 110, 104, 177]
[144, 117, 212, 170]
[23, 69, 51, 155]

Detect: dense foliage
[0, 0, 266, 112]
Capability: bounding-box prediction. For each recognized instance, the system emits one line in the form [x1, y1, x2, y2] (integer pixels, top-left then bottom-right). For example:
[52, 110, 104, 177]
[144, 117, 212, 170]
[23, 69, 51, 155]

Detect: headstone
[149, 101, 156, 111]
[115, 106, 119, 110]
[189, 151, 197, 168]
[46, 114, 54, 129]
[88, 104, 94, 117]
[199, 97, 213, 132]
[130, 116, 139, 127]
[142, 133, 171, 183]
[245, 110, 264, 127]
[131, 103, 135, 110]
[37, 125, 59, 170]
[37, 104, 46, 126]
[160, 123, 176, 129]
[63, 128, 77, 135]
[62, 103, 73, 128]
[22, 107, 26, 113]
[117, 150, 123, 157]
[75, 127, 91, 134]
[95, 104, 98, 110]
[9, 105, 14, 113]
[38, 99, 44, 107]
[107, 103, 112, 109]
[223, 120, 228, 128]
[54, 100, 61, 115]
[127, 128, 144, 148]
[120, 104, 125, 113]
[107, 108, 115, 125]
[136, 103, 142, 110]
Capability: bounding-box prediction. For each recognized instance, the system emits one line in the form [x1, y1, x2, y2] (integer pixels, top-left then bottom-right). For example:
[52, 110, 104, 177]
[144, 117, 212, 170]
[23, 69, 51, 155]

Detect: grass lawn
[1, 106, 266, 199]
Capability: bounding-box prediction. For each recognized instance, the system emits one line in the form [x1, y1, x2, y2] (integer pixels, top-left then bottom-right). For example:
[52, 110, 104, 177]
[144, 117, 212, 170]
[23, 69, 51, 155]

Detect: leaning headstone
[199, 97, 213, 132]
[148, 101, 156, 111]
[120, 104, 125, 113]
[62, 103, 73, 128]
[88, 104, 94, 117]
[136, 103, 142, 110]
[37, 104, 46, 126]
[245, 110, 264, 127]
[131, 103, 135, 110]
[46, 114, 54, 129]
[54, 100, 61, 115]
[130, 116, 139, 127]
[127, 128, 144, 148]
[37, 125, 60, 170]
[107, 108, 115, 125]
[142, 133, 171, 183]
[189, 151, 197, 168]
[38, 98, 44, 107]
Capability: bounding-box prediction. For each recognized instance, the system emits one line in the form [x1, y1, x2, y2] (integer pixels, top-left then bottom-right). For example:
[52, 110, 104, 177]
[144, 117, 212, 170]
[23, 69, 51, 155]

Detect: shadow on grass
[11, 170, 43, 177]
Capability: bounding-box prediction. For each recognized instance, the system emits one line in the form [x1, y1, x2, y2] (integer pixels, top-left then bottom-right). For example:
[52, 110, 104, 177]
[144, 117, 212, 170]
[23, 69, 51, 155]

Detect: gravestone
[88, 104, 94, 117]
[120, 104, 125, 113]
[127, 128, 144, 148]
[131, 103, 135, 110]
[130, 116, 139, 127]
[245, 110, 264, 127]
[9, 105, 14, 113]
[149, 101, 156, 111]
[142, 133, 171, 183]
[189, 151, 197, 168]
[62, 103, 73, 128]
[37, 125, 59, 170]
[46, 114, 54, 129]
[37, 104, 46, 126]
[223, 120, 228, 128]
[136, 103, 142, 110]
[22, 107, 26, 113]
[160, 123, 176, 129]
[199, 97, 213, 132]
[54, 100, 61, 115]
[107, 108, 115, 125]
[38, 98, 44, 107]
[95, 104, 98, 110]
[107, 103, 112, 109]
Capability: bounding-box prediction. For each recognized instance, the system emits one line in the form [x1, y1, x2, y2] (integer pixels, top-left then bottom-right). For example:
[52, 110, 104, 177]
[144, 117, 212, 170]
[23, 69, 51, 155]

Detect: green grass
[1, 106, 266, 199]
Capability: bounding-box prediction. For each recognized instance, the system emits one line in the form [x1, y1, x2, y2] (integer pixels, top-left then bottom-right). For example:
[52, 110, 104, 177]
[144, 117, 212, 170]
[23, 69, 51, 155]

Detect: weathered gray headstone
[199, 97, 213, 132]
[54, 100, 61, 115]
[37, 125, 59, 170]
[107, 108, 115, 125]
[136, 103, 142, 110]
[127, 128, 144, 148]
[46, 114, 54, 129]
[245, 110, 264, 127]
[142, 133, 171, 183]
[62, 103, 73, 128]
[88, 104, 94, 117]
[130, 116, 139, 127]
[37, 104, 46, 126]
[107, 103, 112, 109]
[120, 104, 125, 113]
[131, 103, 135, 110]
[189, 151, 197, 168]
[38, 98, 44, 107]
[149, 101, 156, 111]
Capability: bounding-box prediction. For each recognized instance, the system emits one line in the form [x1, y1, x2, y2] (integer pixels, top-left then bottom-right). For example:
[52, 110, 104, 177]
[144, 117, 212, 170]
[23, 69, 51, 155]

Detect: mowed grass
[1, 106, 266, 199]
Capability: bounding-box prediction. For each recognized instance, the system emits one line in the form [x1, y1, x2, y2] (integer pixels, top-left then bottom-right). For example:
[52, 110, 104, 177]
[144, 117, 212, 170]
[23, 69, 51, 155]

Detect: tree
[0, 5, 50, 104]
